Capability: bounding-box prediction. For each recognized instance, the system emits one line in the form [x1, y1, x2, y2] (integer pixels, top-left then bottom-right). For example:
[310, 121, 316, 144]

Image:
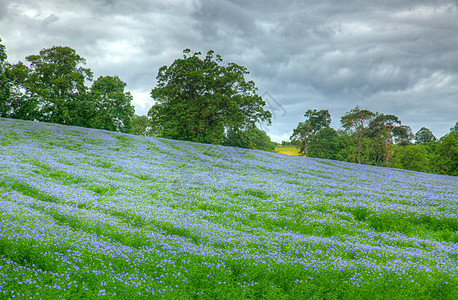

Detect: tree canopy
[368, 114, 403, 166]
[286, 106, 456, 176]
[0, 38, 10, 117]
[290, 109, 331, 156]
[308, 127, 339, 160]
[129, 115, 153, 136]
[340, 106, 375, 164]
[415, 127, 436, 144]
[394, 125, 414, 146]
[451, 122, 458, 134]
[1, 44, 134, 133]
[87, 76, 135, 133]
[25, 46, 93, 124]
[434, 132, 458, 176]
[223, 126, 276, 151]
[148, 49, 271, 144]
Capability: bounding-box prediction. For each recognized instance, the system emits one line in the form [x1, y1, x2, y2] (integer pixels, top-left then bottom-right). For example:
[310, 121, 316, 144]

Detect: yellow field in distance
[274, 146, 303, 156]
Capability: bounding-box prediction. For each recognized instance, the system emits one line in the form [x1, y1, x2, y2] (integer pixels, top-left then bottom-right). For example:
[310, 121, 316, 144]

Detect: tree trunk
[385, 136, 389, 167]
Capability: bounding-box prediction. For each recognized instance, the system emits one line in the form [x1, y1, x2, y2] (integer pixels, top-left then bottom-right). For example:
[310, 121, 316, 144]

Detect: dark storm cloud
[192, 0, 458, 139]
[1, 0, 457, 140]
[194, 0, 458, 95]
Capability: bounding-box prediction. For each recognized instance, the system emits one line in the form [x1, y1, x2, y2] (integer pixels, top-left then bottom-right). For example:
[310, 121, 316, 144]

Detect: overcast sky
[1, 0, 457, 141]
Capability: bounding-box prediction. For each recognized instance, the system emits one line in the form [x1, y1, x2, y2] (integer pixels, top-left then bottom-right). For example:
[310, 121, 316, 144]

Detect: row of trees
[289, 107, 457, 176]
[1, 39, 455, 175]
[1, 40, 276, 151]
[0, 38, 135, 132]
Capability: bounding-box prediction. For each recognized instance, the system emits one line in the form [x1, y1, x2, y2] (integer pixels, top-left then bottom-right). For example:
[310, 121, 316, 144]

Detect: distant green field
[1, 118, 458, 299]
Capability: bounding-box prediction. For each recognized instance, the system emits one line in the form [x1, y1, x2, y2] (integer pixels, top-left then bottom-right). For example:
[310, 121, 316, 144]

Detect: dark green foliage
[341, 106, 375, 163]
[1, 44, 134, 133]
[300, 107, 456, 176]
[2, 62, 38, 120]
[0, 38, 6, 65]
[130, 115, 153, 136]
[308, 127, 339, 159]
[368, 113, 403, 166]
[451, 121, 458, 134]
[290, 109, 331, 155]
[86, 76, 135, 133]
[333, 133, 357, 162]
[390, 145, 430, 173]
[148, 49, 271, 144]
[24, 46, 93, 124]
[0, 38, 10, 117]
[224, 126, 276, 151]
[415, 127, 436, 144]
[223, 127, 252, 149]
[362, 137, 385, 166]
[248, 127, 276, 151]
[394, 125, 414, 146]
[433, 132, 458, 176]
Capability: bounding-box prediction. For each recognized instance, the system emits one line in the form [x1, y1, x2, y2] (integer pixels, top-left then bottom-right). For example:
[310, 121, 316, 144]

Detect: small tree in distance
[369, 114, 402, 167]
[290, 109, 331, 156]
[451, 122, 458, 134]
[130, 115, 154, 136]
[415, 127, 436, 144]
[308, 127, 339, 159]
[341, 106, 375, 164]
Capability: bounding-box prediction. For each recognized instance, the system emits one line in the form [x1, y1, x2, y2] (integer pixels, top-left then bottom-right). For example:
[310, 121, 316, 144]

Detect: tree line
[0, 40, 276, 151]
[1, 39, 456, 175]
[289, 107, 457, 176]
[0, 39, 135, 132]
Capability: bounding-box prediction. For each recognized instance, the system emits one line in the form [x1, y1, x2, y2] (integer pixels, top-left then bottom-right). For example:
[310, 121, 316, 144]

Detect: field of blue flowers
[1, 118, 458, 299]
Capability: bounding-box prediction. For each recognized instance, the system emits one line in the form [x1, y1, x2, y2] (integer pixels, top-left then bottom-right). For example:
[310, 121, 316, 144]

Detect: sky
[1, 0, 457, 142]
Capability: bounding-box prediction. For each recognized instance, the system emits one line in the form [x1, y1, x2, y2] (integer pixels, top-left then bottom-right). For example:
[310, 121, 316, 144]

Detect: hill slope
[1, 118, 458, 298]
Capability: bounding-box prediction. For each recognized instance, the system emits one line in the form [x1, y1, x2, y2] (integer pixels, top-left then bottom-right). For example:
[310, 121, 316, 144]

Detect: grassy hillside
[1, 118, 458, 299]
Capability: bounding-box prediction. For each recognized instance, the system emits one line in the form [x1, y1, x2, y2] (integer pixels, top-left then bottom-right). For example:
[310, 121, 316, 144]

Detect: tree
[247, 127, 276, 151]
[290, 109, 331, 156]
[3, 61, 41, 120]
[415, 127, 436, 144]
[340, 106, 375, 163]
[0, 38, 10, 117]
[394, 125, 414, 146]
[308, 127, 339, 159]
[223, 126, 276, 151]
[369, 114, 402, 167]
[365, 136, 385, 166]
[224, 127, 253, 149]
[390, 145, 430, 173]
[148, 49, 271, 144]
[334, 131, 357, 162]
[130, 115, 154, 136]
[450, 122, 458, 134]
[88, 76, 135, 133]
[24, 46, 93, 124]
[434, 132, 458, 176]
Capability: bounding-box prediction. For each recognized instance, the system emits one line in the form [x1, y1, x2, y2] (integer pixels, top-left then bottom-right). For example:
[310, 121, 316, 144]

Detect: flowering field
[1, 118, 458, 299]
[274, 146, 302, 156]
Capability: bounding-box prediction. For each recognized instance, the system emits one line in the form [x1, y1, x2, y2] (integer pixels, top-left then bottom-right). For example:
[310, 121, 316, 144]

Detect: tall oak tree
[148, 49, 271, 144]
